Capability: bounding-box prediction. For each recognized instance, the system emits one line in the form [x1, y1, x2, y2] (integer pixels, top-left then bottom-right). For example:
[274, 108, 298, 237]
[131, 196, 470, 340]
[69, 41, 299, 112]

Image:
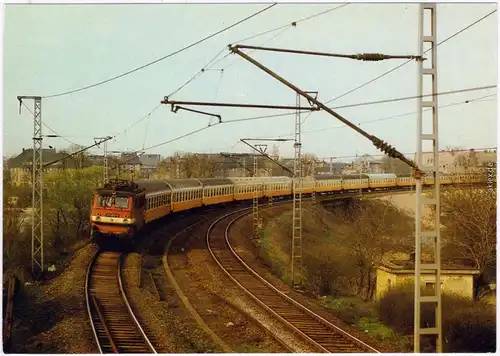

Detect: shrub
[320, 296, 376, 325]
[377, 283, 496, 352]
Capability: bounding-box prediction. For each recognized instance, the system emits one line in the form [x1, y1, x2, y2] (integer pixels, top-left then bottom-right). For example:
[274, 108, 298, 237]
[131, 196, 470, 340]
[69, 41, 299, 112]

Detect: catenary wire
[324, 9, 498, 105]
[41, 3, 277, 99]
[316, 146, 497, 161]
[222, 84, 497, 125]
[122, 90, 495, 156]
[167, 3, 350, 98]
[20, 101, 81, 147]
[286, 93, 497, 137]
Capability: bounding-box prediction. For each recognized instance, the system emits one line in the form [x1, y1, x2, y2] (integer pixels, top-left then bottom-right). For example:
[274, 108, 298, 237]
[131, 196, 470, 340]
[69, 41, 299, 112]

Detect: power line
[113, 87, 495, 156]
[167, 47, 227, 98]
[325, 8, 497, 105]
[217, 84, 496, 127]
[219, 25, 293, 70]
[42, 3, 277, 99]
[167, 4, 350, 99]
[295, 92, 497, 136]
[234, 4, 349, 45]
[316, 146, 497, 161]
[331, 85, 497, 110]
[20, 101, 81, 147]
[111, 104, 162, 141]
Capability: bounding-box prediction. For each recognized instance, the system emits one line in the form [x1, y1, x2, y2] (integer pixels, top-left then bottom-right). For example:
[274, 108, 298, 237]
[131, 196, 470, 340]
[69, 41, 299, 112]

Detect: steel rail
[224, 213, 380, 353]
[85, 250, 103, 354]
[205, 210, 308, 353]
[117, 254, 157, 354]
[86, 251, 157, 354]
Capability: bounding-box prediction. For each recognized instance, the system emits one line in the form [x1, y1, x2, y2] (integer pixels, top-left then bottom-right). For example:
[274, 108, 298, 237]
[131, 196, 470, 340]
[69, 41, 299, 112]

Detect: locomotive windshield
[98, 196, 113, 207]
[115, 197, 129, 208]
[97, 195, 130, 209]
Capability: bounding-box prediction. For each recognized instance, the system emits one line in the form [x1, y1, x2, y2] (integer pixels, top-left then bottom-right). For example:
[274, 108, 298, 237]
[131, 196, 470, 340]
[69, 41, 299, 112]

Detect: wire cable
[331, 84, 497, 110]
[234, 3, 349, 44]
[167, 3, 350, 98]
[219, 25, 293, 70]
[325, 8, 497, 105]
[42, 3, 277, 99]
[20, 101, 81, 147]
[294, 92, 497, 137]
[219, 84, 497, 126]
[112, 87, 496, 155]
[316, 146, 497, 161]
[167, 47, 227, 98]
[112, 104, 162, 141]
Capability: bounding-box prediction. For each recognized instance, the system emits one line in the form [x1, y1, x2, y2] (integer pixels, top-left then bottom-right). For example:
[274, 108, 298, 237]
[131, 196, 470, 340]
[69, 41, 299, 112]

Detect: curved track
[207, 211, 380, 353]
[86, 251, 157, 354]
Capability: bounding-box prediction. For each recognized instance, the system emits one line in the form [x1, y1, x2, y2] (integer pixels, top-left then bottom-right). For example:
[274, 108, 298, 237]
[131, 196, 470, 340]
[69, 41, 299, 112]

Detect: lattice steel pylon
[103, 141, 108, 183]
[252, 153, 260, 239]
[18, 96, 44, 278]
[95, 137, 109, 184]
[311, 159, 316, 204]
[415, 3, 442, 353]
[291, 93, 303, 288]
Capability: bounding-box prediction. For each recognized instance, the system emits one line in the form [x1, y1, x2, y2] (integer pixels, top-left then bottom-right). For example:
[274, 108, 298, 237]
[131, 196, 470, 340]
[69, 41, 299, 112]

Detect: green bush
[444, 306, 496, 352]
[377, 283, 496, 352]
[320, 296, 376, 325]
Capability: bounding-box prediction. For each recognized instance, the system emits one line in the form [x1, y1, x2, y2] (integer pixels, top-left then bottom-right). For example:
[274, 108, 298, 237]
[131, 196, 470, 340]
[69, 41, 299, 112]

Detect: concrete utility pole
[415, 3, 442, 353]
[18, 96, 44, 278]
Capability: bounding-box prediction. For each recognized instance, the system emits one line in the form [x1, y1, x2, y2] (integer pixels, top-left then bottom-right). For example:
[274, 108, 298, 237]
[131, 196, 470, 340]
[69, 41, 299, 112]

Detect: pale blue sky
[3, 2, 498, 161]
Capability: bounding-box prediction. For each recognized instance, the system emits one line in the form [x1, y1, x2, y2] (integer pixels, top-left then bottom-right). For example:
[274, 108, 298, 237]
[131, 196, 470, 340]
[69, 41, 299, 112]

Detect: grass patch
[358, 317, 398, 342]
[319, 296, 401, 343]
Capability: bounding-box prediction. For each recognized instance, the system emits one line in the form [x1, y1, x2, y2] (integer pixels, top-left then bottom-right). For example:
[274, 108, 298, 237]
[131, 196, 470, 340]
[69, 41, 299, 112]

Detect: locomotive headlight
[95, 216, 101, 221]
[123, 218, 129, 223]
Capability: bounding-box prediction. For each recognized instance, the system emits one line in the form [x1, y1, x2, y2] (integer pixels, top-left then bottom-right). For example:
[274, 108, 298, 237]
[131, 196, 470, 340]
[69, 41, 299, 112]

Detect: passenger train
[89, 173, 484, 245]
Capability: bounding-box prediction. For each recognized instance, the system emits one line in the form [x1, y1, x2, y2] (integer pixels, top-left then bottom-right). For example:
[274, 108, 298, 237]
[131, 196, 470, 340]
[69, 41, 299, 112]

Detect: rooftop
[378, 259, 480, 275]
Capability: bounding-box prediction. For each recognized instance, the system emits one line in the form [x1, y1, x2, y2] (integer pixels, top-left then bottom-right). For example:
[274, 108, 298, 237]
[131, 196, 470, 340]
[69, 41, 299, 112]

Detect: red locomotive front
[90, 179, 145, 245]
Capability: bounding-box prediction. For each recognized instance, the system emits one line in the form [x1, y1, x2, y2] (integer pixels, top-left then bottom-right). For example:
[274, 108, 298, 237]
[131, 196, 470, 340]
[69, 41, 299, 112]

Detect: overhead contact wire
[42, 3, 277, 99]
[20, 101, 82, 147]
[169, 3, 349, 95]
[325, 8, 498, 104]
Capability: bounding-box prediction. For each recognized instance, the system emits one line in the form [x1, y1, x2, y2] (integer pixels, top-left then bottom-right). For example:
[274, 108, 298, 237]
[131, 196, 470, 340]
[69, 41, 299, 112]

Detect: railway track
[86, 251, 157, 354]
[207, 211, 380, 354]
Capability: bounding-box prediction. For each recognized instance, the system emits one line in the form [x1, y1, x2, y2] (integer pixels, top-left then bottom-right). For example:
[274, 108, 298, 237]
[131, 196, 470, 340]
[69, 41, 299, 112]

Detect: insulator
[356, 53, 387, 61]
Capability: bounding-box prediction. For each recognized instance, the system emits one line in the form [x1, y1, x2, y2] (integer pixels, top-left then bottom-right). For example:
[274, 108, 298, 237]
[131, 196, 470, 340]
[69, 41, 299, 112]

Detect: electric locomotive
[90, 179, 146, 245]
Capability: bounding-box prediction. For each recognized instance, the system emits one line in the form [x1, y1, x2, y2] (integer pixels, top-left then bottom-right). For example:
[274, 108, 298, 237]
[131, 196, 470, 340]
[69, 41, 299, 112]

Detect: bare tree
[380, 156, 412, 175]
[439, 187, 496, 300]
[334, 199, 414, 300]
[301, 153, 320, 177]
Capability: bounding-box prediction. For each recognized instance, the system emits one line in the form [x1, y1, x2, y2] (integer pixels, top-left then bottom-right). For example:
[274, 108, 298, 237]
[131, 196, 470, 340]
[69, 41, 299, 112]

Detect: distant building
[416, 149, 496, 174]
[139, 154, 162, 178]
[119, 153, 143, 175]
[315, 161, 346, 175]
[7, 148, 66, 186]
[376, 259, 480, 300]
